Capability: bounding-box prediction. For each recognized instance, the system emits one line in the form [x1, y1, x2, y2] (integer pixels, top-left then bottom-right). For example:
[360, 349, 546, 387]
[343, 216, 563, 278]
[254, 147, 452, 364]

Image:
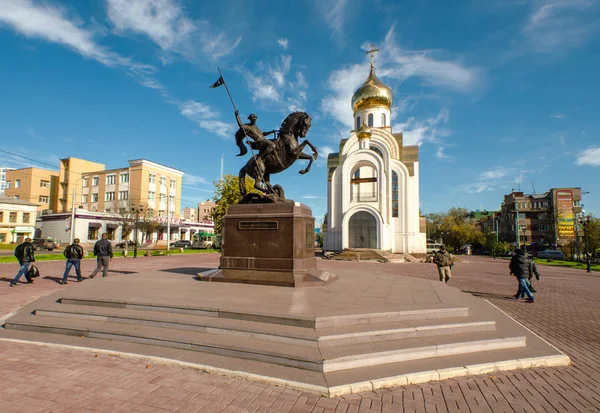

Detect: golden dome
[351, 64, 394, 113]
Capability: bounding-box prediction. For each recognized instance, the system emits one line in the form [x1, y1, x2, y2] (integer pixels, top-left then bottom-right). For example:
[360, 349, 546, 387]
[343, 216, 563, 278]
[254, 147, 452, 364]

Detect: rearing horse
[239, 111, 318, 197]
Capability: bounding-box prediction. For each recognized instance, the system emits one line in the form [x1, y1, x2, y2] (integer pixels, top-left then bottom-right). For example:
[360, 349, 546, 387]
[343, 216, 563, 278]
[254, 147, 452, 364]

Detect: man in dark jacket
[89, 233, 113, 278]
[516, 256, 541, 298]
[509, 249, 535, 302]
[61, 238, 85, 285]
[433, 245, 454, 283]
[11, 237, 35, 287]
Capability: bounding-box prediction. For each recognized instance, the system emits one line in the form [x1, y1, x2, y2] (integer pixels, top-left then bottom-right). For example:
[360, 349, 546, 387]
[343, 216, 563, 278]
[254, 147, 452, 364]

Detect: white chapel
[323, 55, 427, 254]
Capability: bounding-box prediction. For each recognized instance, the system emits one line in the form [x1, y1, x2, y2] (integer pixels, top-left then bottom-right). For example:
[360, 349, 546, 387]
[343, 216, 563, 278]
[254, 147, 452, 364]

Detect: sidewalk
[0, 254, 598, 412]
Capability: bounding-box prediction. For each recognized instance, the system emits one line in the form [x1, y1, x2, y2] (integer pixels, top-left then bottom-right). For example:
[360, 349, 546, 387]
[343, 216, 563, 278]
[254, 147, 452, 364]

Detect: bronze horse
[239, 111, 318, 198]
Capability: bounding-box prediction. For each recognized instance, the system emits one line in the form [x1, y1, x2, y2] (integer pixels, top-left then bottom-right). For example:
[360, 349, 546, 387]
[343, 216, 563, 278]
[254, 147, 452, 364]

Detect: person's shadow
[464, 290, 516, 301]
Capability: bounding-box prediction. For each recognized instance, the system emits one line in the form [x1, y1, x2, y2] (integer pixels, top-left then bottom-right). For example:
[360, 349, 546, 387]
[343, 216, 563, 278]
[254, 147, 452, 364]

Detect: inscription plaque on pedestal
[198, 202, 337, 287]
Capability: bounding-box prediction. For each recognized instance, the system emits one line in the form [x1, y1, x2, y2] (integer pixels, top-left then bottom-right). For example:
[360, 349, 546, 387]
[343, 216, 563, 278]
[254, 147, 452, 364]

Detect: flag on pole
[209, 76, 225, 88]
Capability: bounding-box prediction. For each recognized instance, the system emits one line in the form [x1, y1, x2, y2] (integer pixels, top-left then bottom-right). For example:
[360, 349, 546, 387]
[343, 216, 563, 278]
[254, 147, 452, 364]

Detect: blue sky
[1, 0, 599, 221]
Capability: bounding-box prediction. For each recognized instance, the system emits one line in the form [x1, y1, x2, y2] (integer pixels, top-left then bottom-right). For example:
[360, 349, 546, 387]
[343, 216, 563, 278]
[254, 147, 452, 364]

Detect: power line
[0, 149, 59, 171]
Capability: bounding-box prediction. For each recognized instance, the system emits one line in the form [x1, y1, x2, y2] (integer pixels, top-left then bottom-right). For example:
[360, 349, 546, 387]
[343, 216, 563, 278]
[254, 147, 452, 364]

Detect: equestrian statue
[234, 110, 318, 203]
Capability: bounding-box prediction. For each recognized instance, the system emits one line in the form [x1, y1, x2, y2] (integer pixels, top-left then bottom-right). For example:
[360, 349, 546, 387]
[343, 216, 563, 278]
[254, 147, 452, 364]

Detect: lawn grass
[533, 258, 600, 272]
[0, 248, 219, 264]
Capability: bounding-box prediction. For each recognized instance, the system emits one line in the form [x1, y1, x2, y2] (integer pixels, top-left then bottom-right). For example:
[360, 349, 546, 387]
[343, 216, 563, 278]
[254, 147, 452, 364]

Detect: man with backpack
[433, 245, 454, 283]
[10, 237, 35, 287]
[61, 238, 85, 285]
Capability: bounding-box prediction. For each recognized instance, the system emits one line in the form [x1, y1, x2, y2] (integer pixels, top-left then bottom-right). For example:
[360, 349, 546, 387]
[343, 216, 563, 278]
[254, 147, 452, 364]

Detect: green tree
[211, 174, 260, 233]
[425, 213, 445, 241]
[582, 216, 600, 260]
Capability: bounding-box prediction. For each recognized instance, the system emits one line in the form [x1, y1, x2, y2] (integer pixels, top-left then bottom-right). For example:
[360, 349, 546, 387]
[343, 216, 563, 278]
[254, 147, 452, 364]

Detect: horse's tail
[235, 129, 248, 157]
[239, 165, 247, 196]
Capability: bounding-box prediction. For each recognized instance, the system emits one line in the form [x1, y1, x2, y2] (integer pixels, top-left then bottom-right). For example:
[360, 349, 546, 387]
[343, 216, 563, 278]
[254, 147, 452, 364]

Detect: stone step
[4, 314, 524, 373]
[58, 296, 470, 329]
[32, 303, 494, 348]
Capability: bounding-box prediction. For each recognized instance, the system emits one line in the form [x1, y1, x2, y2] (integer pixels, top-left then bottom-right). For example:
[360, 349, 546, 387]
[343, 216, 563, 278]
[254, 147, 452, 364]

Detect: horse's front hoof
[299, 170, 307, 175]
[313, 153, 319, 160]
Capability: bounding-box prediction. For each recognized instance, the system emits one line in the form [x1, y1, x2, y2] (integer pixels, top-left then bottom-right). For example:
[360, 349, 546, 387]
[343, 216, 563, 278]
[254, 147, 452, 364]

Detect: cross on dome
[366, 45, 379, 67]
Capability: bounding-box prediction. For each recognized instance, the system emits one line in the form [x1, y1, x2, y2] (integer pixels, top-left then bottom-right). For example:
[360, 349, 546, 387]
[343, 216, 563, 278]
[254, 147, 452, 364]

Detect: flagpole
[215, 67, 259, 170]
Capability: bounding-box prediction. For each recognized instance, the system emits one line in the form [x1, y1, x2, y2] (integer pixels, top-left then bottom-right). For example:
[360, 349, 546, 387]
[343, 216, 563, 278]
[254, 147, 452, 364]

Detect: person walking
[10, 237, 35, 287]
[60, 238, 84, 285]
[89, 233, 113, 278]
[515, 255, 541, 298]
[433, 245, 454, 283]
[509, 249, 535, 302]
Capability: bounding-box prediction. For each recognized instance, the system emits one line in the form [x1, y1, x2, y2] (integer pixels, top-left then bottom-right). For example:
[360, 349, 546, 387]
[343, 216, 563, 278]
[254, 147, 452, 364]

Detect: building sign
[556, 190, 575, 239]
[237, 221, 278, 230]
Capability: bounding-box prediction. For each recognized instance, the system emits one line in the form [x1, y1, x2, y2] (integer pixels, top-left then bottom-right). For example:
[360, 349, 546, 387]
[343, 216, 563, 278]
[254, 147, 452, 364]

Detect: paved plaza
[0, 254, 598, 412]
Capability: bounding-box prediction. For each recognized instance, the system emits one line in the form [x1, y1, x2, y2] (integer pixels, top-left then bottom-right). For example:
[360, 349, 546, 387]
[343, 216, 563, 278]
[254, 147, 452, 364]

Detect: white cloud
[183, 174, 209, 186]
[105, 0, 241, 61]
[0, 0, 161, 90]
[241, 55, 308, 113]
[302, 195, 320, 199]
[522, 0, 600, 53]
[277, 38, 288, 49]
[316, 145, 335, 167]
[178, 100, 233, 139]
[558, 136, 566, 145]
[576, 147, 600, 166]
[433, 147, 447, 160]
[382, 26, 482, 92]
[460, 166, 529, 194]
[394, 108, 450, 146]
[316, 0, 349, 36]
[321, 63, 367, 129]
[552, 113, 565, 119]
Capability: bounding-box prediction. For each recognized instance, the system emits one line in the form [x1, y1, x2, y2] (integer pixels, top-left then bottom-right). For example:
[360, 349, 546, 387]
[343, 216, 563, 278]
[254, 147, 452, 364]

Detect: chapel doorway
[349, 211, 377, 248]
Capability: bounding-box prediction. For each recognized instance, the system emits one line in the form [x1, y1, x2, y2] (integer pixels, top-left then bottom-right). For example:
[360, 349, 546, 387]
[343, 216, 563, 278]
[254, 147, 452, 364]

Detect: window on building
[149, 174, 156, 184]
[82, 178, 88, 187]
[105, 208, 111, 213]
[9, 212, 17, 223]
[118, 191, 129, 200]
[392, 171, 399, 218]
[23, 213, 30, 223]
[159, 210, 166, 218]
[38, 196, 49, 203]
[148, 191, 155, 202]
[160, 193, 166, 202]
[105, 192, 115, 201]
[82, 195, 88, 204]
[0, 234, 4, 243]
[382, 113, 386, 127]
[170, 179, 176, 189]
[13, 195, 19, 200]
[15, 179, 20, 188]
[92, 193, 98, 203]
[353, 169, 360, 179]
[160, 177, 167, 186]
[40, 180, 50, 188]
[5, 181, 10, 189]
[120, 173, 129, 183]
[92, 177, 99, 186]
[0, 212, 3, 222]
[368, 113, 374, 127]
[106, 175, 116, 185]
[356, 116, 361, 129]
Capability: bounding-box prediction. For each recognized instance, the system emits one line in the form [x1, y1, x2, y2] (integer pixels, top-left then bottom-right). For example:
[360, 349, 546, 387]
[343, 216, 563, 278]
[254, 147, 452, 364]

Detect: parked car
[115, 240, 139, 248]
[537, 250, 565, 260]
[31, 238, 56, 251]
[170, 240, 192, 248]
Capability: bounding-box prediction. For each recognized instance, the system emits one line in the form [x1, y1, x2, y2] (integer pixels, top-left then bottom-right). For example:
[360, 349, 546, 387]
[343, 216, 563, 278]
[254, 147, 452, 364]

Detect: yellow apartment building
[58, 157, 105, 213]
[4, 167, 59, 214]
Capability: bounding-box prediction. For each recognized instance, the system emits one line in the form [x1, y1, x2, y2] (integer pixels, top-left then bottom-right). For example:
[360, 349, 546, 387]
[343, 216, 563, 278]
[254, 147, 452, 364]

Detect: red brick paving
[1, 254, 599, 412]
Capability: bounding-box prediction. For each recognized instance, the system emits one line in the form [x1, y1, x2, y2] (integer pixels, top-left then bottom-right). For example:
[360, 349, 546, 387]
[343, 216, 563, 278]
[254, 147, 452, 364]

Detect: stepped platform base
[197, 268, 338, 287]
[0, 265, 569, 396]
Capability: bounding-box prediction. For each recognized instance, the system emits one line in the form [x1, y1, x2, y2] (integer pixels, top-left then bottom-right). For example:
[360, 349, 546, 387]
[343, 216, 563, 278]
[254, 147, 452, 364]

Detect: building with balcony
[324, 59, 426, 253]
[481, 188, 583, 250]
[4, 167, 59, 214]
[0, 196, 39, 244]
[0, 167, 14, 195]
[198, 200, 216, 221]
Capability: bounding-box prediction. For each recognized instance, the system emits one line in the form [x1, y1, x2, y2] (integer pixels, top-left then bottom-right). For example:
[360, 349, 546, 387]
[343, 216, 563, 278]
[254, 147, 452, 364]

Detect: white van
[427, 243, 443, 254]
[537, 250, 564, 260]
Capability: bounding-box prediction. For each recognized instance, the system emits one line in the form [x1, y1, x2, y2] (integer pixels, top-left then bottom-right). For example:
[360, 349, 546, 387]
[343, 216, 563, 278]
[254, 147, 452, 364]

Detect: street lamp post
[160, 183, 171, 251]
[69, 177, 85, 245]
[132, 205, 141, 258]
[581, 215, 591, 273]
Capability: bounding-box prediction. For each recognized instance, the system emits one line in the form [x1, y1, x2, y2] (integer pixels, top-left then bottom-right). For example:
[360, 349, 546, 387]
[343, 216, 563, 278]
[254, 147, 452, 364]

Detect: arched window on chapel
[368, 113, 374, 127]
[392, 171, 399, 217]
[356, 116, 360, 130]
[382, 113, 386, 127]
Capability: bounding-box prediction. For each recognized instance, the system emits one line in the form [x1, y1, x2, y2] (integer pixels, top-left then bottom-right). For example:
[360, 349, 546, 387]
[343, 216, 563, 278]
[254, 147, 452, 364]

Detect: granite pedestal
[198, 202, 337, 287]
